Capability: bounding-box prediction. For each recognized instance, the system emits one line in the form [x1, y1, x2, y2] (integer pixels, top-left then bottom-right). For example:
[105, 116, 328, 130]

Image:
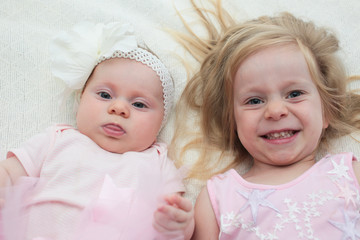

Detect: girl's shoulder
[319, 152, 357, 166]
[207, 169, 241, 194]
[353, 160, 360, 184]
[319, 152, 360, 185]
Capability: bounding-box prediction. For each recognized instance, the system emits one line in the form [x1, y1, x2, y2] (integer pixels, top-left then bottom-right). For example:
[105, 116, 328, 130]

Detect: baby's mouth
[262, 130, 298, 140]
[102, 123, 126, 137]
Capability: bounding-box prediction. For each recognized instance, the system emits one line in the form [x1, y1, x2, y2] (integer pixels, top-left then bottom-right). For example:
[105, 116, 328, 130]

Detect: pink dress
[207, 152, 360, 239]
[0, 124, 185, 240]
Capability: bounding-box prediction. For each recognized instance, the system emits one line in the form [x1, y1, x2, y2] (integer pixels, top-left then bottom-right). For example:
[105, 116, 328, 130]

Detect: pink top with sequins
[207, 152, 360, 240]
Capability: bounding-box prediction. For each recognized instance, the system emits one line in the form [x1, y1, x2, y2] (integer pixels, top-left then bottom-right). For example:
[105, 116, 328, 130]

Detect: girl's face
[76, 58, 164, 153]
[233, 44, 328, 167]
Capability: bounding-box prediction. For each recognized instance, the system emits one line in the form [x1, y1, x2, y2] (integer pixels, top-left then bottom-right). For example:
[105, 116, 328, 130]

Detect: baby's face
[233, 44, 328, 167]
[76, 58, 164, 153]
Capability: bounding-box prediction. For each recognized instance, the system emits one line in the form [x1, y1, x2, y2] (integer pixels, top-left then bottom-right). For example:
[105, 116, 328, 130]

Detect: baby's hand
[153, 194, 194, 240]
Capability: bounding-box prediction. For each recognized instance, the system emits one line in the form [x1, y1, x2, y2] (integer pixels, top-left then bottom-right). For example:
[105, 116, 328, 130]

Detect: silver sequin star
[329, 209, 360, 240]
[328, 157, 352, 181]
[237, 189, 279, 223]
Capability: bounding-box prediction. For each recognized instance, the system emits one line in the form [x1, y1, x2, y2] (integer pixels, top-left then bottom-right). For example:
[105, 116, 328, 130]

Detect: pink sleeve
[7, 126, 56, 177]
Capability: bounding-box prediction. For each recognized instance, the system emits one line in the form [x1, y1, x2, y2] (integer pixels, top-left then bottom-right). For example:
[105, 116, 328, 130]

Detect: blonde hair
[170, 0, 360, 180]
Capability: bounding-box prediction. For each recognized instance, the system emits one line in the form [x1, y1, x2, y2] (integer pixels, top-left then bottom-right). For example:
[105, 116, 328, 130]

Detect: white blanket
[1, 0, 359, 202]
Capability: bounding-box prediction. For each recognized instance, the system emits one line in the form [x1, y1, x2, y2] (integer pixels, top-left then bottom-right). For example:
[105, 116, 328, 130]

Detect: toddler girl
[172, 1, 360, 239]
[0, 22, 194, 240]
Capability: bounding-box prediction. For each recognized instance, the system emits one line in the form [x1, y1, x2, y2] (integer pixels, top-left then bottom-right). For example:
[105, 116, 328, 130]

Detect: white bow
[50, 22, 137, 90]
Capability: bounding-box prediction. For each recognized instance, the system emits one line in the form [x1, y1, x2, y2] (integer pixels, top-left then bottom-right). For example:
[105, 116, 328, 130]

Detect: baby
[0, 22, 194, 240]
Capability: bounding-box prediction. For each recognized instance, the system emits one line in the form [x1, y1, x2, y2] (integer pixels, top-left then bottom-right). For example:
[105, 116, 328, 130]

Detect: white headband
[50, 22, 174, 127]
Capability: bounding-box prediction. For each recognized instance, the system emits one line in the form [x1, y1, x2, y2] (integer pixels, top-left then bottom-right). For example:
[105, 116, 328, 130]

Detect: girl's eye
[98, 91, 112, 99]
[246, 98, 263, 105]
[288, 90, 303, 99]
[132, 102, 147, 109]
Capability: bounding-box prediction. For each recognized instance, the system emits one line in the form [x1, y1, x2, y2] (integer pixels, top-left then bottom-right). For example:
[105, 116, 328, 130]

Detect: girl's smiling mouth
[262, 130, 299, 140]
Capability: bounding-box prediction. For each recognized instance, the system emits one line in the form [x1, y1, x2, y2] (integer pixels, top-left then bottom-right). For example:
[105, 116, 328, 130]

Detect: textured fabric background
[1, 0, 359, 202]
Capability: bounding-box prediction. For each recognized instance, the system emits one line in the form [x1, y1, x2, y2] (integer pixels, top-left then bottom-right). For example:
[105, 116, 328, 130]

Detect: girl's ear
[322, 114, 329, 129]
[321, 102, 329, 129]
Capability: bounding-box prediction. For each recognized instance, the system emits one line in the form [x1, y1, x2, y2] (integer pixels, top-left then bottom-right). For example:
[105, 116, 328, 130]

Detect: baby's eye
[132, 102, 147, 109]
[246, 98, 263, 105]
[98, 91, 112, 99]
[287, 90, 303, 99]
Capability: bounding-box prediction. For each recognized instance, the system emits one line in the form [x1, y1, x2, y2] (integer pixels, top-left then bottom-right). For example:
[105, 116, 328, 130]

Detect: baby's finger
[156, 204, 191, 224]
[153, 217, 184, 240]
[164, 194, 192, 213]
[153, 211, 180, 232]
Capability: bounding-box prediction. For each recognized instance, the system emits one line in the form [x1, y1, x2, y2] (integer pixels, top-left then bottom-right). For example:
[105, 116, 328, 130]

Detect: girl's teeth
[266, 131, 294, 139]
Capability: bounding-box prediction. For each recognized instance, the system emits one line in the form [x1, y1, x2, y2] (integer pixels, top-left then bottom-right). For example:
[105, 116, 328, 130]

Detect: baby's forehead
[100, 57, 159, 72]
[93, 57, 162, 84]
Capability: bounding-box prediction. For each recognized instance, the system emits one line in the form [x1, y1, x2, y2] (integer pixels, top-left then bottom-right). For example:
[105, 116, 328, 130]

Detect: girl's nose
[108, 100, 130, 118]
[264, 99, 289, 121]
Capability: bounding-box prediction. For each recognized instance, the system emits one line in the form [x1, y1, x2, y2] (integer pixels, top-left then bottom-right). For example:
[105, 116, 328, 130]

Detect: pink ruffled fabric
[0, 167, 186, 240]
[0, 177, 38, 240]
[74, 169, 186, 240]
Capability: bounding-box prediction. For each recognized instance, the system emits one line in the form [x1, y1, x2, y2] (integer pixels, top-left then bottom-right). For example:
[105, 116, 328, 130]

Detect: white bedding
[1, 0, 359, 202]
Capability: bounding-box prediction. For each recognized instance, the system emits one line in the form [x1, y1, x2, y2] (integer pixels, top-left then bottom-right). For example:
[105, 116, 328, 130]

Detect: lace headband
[50, 22, 174, 127]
